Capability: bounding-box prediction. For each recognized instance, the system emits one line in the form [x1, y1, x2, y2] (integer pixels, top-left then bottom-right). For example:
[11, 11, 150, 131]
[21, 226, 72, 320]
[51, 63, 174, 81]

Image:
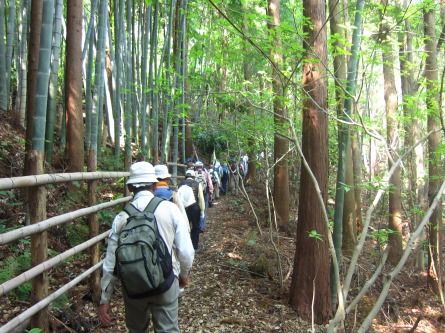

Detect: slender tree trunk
[328, 0, 347, 309]
[289, 0, 331, 323]
[379, 5, 403, 263]
[5, 0, 16, 111]
[268, 0, 290, 228]
[342, 145, 357, 256]
[45, 0, 63, 164]
[65, 0, 84, 174]
[29, 0, 56, 329]
[24, 0, 43, 174]
[242, 2, 257, 183]
[398, 0, 426, 271]
[114, 0, 123, 159]
[424, 2, 443, 297]
[140, 3, 150, 157]
[0, 1, 6, 111]
[330, 0, 364, 308]
[17, 0, 30, 126]
[351, 130, 363, 233]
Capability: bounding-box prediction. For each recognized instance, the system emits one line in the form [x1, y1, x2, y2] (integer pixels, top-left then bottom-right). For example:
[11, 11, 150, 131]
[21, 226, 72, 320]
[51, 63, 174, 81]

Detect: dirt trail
[91, 192, 308, 333]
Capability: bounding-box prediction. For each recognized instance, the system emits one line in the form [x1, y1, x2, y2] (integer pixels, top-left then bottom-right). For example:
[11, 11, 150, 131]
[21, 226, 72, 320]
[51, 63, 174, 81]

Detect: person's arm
[198, 184, 205, 212]
[173, 191, 190, 232]
[98, 212, 127, 325]
[171, 206, 195, 280]
[206, 173, 214, 195]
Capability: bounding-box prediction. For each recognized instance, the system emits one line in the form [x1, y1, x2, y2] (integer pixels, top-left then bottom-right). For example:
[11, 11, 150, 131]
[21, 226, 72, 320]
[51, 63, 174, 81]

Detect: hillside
[0, 113, 445, 332]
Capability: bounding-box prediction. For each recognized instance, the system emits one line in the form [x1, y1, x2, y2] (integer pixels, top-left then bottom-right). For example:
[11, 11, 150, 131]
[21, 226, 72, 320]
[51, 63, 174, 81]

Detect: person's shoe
[200, 228, 205, 233]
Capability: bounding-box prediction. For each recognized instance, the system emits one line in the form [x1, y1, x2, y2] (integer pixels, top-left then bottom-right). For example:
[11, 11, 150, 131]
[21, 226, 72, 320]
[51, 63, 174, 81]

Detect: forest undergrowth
[1, 111, 445, 332]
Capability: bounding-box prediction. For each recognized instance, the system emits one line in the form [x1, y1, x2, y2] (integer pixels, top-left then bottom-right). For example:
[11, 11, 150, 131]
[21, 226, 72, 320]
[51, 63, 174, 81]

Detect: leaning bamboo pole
[0, 261, 104, 333]
[0, 231, 109, 296]
[0, 171, 129, 190]
[0, 196, 131, 245]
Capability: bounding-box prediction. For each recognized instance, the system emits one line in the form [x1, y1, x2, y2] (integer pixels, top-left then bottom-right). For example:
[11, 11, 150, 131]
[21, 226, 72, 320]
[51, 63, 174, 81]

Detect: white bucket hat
[126, 162, 158, 185]
[154, 164, 171, 180]
[185, 169, 195, 177]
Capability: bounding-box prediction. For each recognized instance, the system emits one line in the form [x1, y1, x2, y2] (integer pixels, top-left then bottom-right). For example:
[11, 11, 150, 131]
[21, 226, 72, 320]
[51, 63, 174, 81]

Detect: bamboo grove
[0, 0, 445, 331]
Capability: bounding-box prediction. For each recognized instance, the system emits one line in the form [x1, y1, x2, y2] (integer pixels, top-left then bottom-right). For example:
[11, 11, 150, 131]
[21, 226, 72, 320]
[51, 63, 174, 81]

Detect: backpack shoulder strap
[123, 197, 164, 221]
[123, 202, 139, 217]
[144, 196, 164, 214]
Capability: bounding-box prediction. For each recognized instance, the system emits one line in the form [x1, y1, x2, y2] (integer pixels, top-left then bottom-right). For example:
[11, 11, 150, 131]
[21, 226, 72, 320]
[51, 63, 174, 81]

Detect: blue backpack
[221, 165, 229, 178]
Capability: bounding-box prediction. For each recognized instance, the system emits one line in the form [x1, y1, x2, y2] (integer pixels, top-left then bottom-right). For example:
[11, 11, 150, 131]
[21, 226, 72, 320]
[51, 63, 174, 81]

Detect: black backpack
[114, 196, 174, 298]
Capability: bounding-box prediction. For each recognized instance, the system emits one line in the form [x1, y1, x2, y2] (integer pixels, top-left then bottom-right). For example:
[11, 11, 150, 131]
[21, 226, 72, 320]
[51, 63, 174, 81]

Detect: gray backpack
[114, 197, 174, 298]
[195, 170, 208, 193]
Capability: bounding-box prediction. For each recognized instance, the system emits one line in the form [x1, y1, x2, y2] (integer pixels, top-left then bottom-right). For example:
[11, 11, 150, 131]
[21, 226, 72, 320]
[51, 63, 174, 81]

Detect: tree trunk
[268, 0, 290, 228]
[242, 2, 257, 183]
[0, 1, 6, 111]
[342, 144, 357, 257]
[65, 0, 84, 174]
[24, 0, 43, 175]
[17, 0, 30, 127]
[4, 0, 16, 111]
[29, 0, 55, 329]
[289, 0, 331, 323]
[424, 3, 443, 297]
[398, 2, 426, 271]
[45, 0, 63, 165]
[380, 8, 403, 263]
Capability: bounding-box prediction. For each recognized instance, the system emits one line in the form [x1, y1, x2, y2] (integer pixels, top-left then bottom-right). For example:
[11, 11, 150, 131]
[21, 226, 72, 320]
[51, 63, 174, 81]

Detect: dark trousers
[221, 175, 228, 194]
[185, 203, 201, 250]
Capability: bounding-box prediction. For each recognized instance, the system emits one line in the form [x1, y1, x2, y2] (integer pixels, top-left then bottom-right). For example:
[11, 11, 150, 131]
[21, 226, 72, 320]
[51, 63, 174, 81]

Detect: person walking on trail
[229, 158, 239, 195]
[98, 161, 194, 333]
[208, 163, 221, 202]
[185, 157, 195, 170]
[193, 160, 213, 232]
[154, 164, 190, 233]
[220, 162, 229, 195]
[178, 169, 205, 250]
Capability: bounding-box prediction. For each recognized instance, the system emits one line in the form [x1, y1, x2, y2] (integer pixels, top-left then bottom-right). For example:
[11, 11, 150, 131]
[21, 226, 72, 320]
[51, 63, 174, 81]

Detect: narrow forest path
[91, 191, 310, 333]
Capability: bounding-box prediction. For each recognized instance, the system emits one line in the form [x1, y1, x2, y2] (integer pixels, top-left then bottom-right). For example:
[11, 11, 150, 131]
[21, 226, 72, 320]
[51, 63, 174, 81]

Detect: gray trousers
[123, 278, 180, 333]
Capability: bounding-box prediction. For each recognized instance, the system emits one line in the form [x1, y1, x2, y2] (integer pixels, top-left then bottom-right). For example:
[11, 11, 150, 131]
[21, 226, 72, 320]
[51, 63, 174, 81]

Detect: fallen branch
[407, 315, 422, 333]
[216, 263, 266, 278]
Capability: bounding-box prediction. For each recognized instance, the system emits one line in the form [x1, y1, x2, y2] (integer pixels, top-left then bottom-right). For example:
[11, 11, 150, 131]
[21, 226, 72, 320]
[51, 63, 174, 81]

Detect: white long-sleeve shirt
[100, 190, 195, 304]
[177, 181, 205, 212]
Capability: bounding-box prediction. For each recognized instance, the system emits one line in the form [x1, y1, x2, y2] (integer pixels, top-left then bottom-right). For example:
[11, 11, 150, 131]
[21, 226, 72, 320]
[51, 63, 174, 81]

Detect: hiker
[208, 163, 221, 201]
[178, 169, 205, 250]
[229, 158, 239, 195]
[98, 161, 194, 333]
[242, 154, 248, 177]
[194, 160, 213, 232]
[220, 162, 229, 195]
[185, 157, 195, 170]
[238, 157, 246, 180]
[154, 164, 190, 232]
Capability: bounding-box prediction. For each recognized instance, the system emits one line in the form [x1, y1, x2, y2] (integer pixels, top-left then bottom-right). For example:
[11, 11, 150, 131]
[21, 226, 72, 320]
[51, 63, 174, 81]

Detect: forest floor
[1, 111, 445, 332]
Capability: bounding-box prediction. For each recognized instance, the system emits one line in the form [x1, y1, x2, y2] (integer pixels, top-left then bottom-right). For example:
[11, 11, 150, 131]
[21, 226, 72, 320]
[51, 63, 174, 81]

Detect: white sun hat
[185, 169, 195, 177]
[154, 164, 172, 180]
[126, 161, 158, 185]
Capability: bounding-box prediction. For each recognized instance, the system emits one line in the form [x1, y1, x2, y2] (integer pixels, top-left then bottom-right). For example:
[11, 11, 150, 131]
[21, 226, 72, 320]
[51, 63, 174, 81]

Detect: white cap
[185, 169, 195, 177]
[126, 162, 158, 185]
[154, 164, 171, 179]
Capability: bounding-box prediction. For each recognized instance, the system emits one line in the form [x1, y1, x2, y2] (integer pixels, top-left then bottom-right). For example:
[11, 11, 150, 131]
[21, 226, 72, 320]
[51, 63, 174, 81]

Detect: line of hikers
[157, 156, 248, 250]
[98, 157, 248, 332]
